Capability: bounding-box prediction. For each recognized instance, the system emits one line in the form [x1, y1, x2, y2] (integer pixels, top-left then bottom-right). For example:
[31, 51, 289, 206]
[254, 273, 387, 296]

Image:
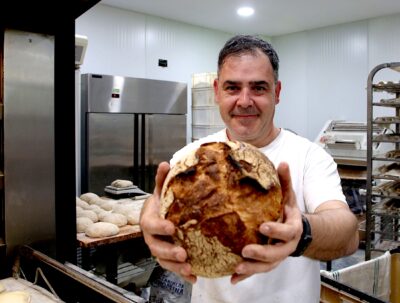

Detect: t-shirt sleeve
[303, 143, 347, 213]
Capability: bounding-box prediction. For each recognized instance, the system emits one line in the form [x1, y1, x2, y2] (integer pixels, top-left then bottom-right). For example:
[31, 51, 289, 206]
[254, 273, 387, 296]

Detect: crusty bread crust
[160, 141, 283, 278]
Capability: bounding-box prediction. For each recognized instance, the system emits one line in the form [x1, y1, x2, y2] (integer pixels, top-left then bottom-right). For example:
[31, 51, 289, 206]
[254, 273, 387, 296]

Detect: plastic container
[192, 125, 225, 141]
[192, 72, 217, 89]
[192, 106, 223, 126]
[192, 87, 215, 107]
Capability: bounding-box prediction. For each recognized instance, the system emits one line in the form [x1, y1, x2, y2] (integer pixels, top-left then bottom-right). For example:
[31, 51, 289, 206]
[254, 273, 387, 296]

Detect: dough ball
[85, 222, 119, 238]
[160, 141, 283, 278]
[91, 197, 108, 207]
[77, 210, 98, 223]
[80, 192, 99, 204]
[97, 210, 111, 221]
[117, 198, 135, 204]
[0, 291, 31, 303]
[101, 213, 128, 227]
[126, 209, 141, 225]
[112, 203, 135, 215]
[77, 217, 94, 233]
[87, 204, 102, 212]
[111, 179, 133, 188]
[100, 200, 116, 211]
[76, 206, 84, 216]
[133, 199, 146, 210]
[76, 198, 90, 209]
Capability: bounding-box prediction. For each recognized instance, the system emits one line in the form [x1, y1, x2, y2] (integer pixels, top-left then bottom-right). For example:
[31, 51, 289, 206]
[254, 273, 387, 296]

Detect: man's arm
[303, 201, 359, 261]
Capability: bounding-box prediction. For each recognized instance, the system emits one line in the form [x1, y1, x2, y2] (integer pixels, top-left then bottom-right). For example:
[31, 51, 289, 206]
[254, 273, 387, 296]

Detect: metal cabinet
[366, 62, 400, 259]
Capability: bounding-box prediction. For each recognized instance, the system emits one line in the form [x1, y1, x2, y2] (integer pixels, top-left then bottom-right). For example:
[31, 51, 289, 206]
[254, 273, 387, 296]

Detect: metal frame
[366, 62, 400, 260]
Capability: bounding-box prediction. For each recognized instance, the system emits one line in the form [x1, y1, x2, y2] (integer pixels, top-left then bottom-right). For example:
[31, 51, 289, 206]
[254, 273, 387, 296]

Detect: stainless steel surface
[81, 73, 187, 114]
[142, 114, 187, 190]
[86, 113, 187, 194]
[82, 74, 187, 194]
[145, 114, 187, 165]
[4, 30, 56, 254]
[87, 113, 134, 194]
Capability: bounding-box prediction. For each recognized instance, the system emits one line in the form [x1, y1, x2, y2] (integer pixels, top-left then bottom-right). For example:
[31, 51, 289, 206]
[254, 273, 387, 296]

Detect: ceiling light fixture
[237, 6, 254, 17]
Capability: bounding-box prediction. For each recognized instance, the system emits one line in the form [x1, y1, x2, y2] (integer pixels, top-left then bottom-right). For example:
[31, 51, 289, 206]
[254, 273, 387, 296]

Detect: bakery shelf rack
[366, 62, 400, 260]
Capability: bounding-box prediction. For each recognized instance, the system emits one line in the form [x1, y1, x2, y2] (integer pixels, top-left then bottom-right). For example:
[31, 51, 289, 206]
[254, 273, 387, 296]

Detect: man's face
[214, 50, 281, 147]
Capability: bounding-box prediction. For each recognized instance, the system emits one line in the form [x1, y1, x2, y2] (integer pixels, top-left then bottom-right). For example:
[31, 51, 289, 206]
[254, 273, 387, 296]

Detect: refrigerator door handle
[140, 114, 146, 190]
[133, 114, 139, 187]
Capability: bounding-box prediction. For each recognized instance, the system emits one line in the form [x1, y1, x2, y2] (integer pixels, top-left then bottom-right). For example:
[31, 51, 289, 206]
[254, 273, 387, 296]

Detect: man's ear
[275, 80, 282, 104]
[213, 78, 219, 105]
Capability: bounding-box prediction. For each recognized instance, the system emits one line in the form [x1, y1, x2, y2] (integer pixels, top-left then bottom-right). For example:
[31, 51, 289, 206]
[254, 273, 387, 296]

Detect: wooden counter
[77, 225, 142, 249]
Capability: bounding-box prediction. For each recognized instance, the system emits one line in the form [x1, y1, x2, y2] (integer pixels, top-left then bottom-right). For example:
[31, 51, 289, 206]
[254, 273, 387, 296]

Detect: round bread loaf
[160, 141, 283, 278]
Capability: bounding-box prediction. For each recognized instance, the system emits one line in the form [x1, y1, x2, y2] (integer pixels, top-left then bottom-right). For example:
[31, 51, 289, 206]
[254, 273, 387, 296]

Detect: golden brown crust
[160, 141, 283, 278]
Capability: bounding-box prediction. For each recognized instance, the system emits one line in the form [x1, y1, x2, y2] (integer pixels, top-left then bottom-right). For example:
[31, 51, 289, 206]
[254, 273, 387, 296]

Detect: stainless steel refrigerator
[81, 74, 187, 195]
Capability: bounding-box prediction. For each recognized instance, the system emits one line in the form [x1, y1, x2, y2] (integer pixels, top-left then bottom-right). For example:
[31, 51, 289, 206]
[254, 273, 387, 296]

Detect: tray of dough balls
[76, 191, 148, 248]
[0, 277, 63, 303]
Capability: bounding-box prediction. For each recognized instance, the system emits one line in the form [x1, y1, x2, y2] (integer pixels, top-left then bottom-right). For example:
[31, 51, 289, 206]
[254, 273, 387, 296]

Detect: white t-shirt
[170, 128, 346, 303]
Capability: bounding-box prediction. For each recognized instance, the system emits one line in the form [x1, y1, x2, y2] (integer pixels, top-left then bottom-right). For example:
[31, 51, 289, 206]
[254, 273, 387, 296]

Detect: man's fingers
[148, 238, 187, 262]
[232, 259, 280, 284]
[154, 162, 170, 196]
[277, 162, 297, 208]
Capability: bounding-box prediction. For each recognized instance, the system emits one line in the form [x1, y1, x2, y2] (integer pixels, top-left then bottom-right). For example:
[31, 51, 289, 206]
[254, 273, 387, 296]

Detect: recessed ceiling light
[237, 6, 254, 17]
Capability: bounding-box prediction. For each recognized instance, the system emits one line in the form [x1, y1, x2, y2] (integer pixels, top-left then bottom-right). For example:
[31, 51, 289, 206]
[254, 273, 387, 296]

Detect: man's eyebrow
[250, 80, 269, 87]
[222, 80, 271, 87]
[223, 80, 239, 86]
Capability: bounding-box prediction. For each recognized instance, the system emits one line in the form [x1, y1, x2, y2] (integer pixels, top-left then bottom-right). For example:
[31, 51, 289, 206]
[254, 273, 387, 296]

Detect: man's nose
[237, 88, 253, 107]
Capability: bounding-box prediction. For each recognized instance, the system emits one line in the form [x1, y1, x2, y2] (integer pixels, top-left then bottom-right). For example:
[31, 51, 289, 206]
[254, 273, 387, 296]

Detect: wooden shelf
[77, 225, 142, 249]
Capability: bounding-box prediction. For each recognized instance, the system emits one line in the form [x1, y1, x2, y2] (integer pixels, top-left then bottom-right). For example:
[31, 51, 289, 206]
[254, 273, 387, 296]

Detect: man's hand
[139, 162, 197, 283]
[231, 161, 359, 284]
[231, 162, 303, 284]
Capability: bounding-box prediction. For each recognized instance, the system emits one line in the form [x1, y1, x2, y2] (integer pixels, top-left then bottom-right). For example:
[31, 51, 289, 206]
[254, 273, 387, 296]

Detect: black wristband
[290, 215, 312, 257]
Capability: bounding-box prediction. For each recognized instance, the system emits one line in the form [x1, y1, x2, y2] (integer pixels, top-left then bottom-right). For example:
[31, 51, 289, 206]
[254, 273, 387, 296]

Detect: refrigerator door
[87, 113, 134, 194]
[140, 114, 187, 192]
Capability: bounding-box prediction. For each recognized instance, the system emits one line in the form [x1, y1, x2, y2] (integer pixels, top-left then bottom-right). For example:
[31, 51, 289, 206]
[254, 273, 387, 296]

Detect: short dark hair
[217, 35, 280, 82]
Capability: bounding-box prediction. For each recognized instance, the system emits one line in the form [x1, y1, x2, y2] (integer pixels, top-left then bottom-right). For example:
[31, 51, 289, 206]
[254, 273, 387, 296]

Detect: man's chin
[227, 128, 257, 142]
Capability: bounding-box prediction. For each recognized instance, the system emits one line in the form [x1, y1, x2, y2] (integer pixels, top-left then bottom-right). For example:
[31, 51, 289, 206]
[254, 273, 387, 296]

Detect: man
[140, 35, 359, 302]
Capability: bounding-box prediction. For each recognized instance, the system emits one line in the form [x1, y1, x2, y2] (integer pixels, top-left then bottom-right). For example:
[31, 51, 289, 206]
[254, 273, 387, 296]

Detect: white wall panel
[274, 21, 369, 140]
[77, 4, 231, 83]
[368, 13, 400, 72]
[305, 21, 368, 140]
[144, 15, 230, 83]
[273, 32, 308, 137]
[367, 13, 400, 113]
[367, 14, 400, 118]
[76, 5, 147, 77]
